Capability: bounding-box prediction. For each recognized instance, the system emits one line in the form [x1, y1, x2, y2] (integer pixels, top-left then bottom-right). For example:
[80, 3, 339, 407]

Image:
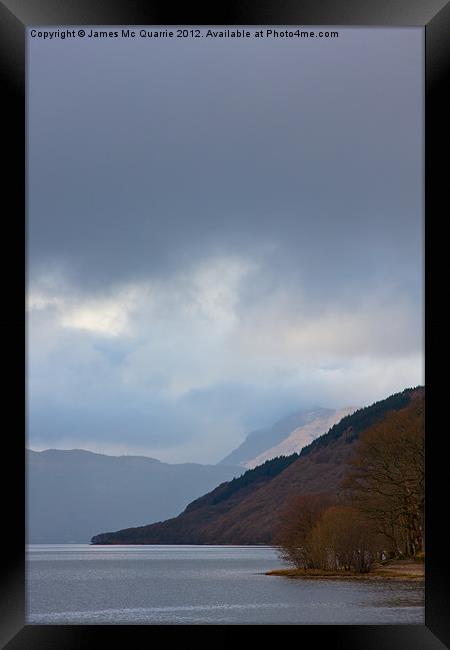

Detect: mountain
[219, 407, 355, 468]
[91, 386, 424, 545]
[243, 407, 356, 469]
[27, 449, 241, 543]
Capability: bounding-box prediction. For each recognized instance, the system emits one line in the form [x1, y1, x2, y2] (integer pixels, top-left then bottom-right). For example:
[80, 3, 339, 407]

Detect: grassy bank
[266, 559, 424, 581]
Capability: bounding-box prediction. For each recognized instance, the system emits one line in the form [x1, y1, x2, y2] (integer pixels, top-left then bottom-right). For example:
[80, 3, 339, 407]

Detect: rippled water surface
[26, 545, 424, 624]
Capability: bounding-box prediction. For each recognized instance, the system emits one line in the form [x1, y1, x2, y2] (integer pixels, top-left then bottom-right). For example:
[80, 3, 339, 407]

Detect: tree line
[276, 398, 424, 573]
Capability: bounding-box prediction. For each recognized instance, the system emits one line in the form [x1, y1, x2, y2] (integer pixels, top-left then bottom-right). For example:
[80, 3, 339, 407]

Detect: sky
[27, 27, 424, 464]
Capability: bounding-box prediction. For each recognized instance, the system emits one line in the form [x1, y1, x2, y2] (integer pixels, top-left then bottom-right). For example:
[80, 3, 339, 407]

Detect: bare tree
[275, 493, 335, 569]
[310, 505, 379, 572]
[341, 399, 424, 558]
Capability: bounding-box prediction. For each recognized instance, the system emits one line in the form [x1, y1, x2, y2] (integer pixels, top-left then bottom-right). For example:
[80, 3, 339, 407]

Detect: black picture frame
[1, 0, 448, 647]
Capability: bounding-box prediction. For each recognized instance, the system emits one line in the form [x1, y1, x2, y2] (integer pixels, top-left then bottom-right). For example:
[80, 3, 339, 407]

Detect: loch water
[26, 544, 424, 625]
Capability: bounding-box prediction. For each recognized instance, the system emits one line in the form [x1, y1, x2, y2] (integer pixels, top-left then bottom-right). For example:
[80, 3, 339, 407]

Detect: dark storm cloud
[27, 27, 424, 462]
[28, 28, 422, 300]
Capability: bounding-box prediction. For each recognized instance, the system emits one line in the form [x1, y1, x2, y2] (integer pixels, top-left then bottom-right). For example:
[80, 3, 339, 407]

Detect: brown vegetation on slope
[275, 397, 424, 573]
[91, 434, 360, 544]
[91, 387, 424, 545]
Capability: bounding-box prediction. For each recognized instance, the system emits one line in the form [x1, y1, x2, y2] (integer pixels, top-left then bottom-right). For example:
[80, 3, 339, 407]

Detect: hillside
[27, 449, 240, 543]
[91, 386, 424, 545]
[219, 407, 340, 467]
[244, 406, 356, 469]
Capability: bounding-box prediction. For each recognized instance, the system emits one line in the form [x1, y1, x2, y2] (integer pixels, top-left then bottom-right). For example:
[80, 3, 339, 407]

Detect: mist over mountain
[26, 405, 355, 543]
[27, 449, 240, 543]
[92, 387, 424, 545]
[219, 407, 356, 468]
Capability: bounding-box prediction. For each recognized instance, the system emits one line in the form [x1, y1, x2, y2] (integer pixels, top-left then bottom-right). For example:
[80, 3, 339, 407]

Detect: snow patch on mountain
[243, 406, 358, 469]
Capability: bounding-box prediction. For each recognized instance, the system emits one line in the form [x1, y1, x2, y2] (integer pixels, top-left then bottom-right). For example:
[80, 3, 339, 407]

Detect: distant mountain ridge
[243, 406, 357, 469]
[219, 407, 347, 467]
[92, 386, 424, 545]
[27, 449, 241, 543]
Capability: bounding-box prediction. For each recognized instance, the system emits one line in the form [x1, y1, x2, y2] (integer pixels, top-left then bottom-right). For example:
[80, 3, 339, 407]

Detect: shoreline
[266, 560, 424, 581]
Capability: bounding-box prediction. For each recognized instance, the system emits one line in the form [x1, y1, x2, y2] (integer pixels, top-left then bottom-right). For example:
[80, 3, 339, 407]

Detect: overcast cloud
[27, 27, 424, 463]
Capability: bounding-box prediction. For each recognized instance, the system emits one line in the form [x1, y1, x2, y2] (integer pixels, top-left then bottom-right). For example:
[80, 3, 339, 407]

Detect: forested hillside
[91, 387, 424, 545]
